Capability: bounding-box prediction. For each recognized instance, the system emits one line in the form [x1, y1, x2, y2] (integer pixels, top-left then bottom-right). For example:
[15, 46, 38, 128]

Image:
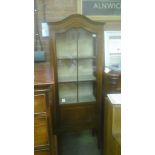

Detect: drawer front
[34, 115, 49, 146]
[34, 150, 50, 155]
[34, 94, 46, 113]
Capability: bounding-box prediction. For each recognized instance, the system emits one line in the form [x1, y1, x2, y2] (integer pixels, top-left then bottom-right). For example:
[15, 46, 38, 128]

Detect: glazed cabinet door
[54, 27, 100, 132]
[56, 28, 97, 105]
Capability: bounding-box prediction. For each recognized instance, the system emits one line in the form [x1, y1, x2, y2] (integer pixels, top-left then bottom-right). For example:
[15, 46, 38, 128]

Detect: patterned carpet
[59, 130, 101, 155]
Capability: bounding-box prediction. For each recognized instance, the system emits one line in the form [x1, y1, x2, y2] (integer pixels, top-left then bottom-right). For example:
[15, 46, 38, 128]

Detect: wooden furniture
[103, 94, 121, 155]
[48, 14, 105, 137]
[34, 63, 57, 155]
[105, 70, 121, 94]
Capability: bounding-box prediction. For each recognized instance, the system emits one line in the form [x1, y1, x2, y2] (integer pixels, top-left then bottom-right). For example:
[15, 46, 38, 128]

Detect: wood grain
[34, 62, 54, 85]
[34, 115, 49, 146]
[103, 97, 121, 155]
[34, 94, 46, 113]
[34, 86, 58, 155]
[59, 103, 97, 133]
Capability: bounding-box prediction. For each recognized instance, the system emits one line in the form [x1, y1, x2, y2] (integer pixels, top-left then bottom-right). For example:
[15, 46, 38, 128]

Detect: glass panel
[78, 81, 96, 103]
[59, 83, 77, 104]
[57, 59, 77, 82]
[78, 28, 96, 58]
[78, 59, 96, 81]
[56, 28, 97, 104]
[56, 28, 78, 105]
[56, 29, 77, 59]
[77, 28, 97, 103]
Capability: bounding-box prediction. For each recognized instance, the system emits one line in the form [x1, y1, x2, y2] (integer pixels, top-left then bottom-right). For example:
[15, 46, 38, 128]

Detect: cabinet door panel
[78, 28, 96, 58]
[57, 59, 77, 82]
[56, 29, 77, 58]
[58, 83, 77, 104]
[78, 59, 96, 81]
[60, 104, 97, 126]
[34, 115, 49, 146]
[78, 81, 96, 102]
[34, 94, 46, 113]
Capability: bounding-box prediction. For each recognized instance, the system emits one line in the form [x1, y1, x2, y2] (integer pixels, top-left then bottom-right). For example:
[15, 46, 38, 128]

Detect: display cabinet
[49, 14, 104, 134]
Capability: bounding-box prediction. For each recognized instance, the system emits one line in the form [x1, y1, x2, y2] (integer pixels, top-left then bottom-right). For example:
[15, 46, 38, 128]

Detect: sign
[82, 0, 121, 16]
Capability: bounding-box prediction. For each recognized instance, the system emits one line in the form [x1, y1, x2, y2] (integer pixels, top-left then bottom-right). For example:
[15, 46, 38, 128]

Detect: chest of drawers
[34, 85, 57, 155]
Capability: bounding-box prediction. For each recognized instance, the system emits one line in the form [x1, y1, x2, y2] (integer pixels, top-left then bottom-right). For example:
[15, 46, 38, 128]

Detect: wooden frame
[77, 0, 121, 21]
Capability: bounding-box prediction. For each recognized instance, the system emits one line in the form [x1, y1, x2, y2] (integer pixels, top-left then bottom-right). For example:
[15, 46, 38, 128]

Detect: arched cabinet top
[48, 14, 105, 33]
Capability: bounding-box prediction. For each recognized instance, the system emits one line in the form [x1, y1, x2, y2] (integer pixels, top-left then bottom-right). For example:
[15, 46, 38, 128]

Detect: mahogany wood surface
[34, 62, 54, 86]
[34, 94, 47, 113]
[34, 115, 49, 146]
[58, 103, 97, 133]
[34, 86, 58, 155]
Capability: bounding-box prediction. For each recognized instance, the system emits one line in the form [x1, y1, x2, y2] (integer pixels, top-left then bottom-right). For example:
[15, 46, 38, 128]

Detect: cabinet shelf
[59, 96, 77, 104]
[78, 75, 96, 81]
[57, 56, 96, 60]
[59, 95, 96, 104]
[79, 95, 96, 103]
[58, 75, 96, 83]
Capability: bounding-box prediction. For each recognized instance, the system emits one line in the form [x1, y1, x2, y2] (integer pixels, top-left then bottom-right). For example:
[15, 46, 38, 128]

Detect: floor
[59, 130, 101, 155]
